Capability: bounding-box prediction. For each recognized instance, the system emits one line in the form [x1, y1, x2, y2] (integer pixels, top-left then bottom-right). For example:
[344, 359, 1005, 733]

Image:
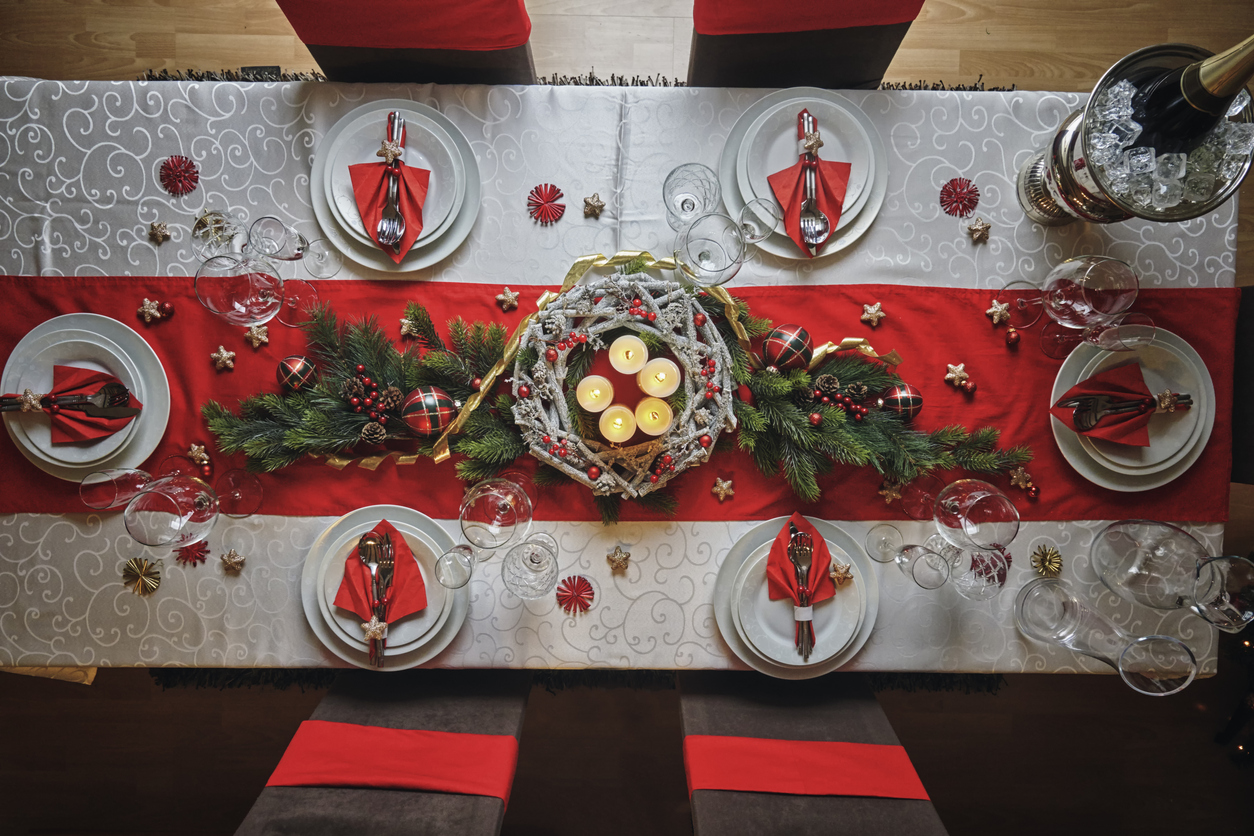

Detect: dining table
[0, 78, 1236, 675]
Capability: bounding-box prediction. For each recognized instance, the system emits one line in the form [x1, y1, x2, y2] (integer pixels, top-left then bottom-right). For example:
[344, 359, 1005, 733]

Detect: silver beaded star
[967, 217, 991, 243]
[18, 388, 43, 413]
[244, 324, 269, 349]
[211, 345, 236, 370]
[220, 548, 246, 573]
[496, 287, 520, 311]
[861, 302, 886, 327]
[803, 131, 824, 154]
[711, 477, 735, 502]
[361, 614, 387, 641]
[583, 193, 606, 219]
[376, 139, 403, 165]
[986, 299, 1010, 325]
[137, 298, 163, 323]
[945, 363, 969, 386]
[148, 221, 170, 244]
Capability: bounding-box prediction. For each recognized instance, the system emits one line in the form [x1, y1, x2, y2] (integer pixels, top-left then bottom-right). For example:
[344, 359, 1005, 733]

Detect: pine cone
[815, 374, 841, 398]
[340, 376, 365, 401]
[376, 386, 404, 412]
[846, 382, 869, 402]
[359, 421, 387, 445]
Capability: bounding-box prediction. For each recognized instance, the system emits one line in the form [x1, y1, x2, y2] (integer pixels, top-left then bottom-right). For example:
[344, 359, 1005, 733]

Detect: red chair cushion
[694, 0, 924, 36]
[276, 0, 531, 51]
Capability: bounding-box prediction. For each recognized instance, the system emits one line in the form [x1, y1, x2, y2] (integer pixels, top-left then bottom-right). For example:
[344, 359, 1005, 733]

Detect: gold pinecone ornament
[376, 386, 404, 412]
[340, 376, 365, 401]
[360, 421, 387, 445]
[846, 381, 869, 402]
[814, 374, 841, 399]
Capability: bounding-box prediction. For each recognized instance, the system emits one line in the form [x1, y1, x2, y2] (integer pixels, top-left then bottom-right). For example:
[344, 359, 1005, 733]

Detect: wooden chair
[274, 0, 536, 84]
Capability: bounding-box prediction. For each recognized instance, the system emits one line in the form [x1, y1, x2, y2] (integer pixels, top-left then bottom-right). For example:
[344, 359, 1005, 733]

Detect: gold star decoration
[496, 287, 520, 311]
[877, 480, 903, 504]
[829, 560, 854, 588]
[17, 388, 44, 413]
[137, 298, 163, 323]
[945, 363, 969, 386]
[220, 549, 246, 574]
[803, 131, 825, 154]
[122, 557, 161, 596]
[607, 545, 630, 572]
[244, 325, 269, 349]
[1157, 389, 1180, 412]
[712, 477, 735, 502]
[986, 299, 1010, 325]
[967, 217, 991, 243]
[400, 317, 418, 337]
[1009, 466, 1033, 490]
[187, 443, 210, 465]
[211, 345, 236, 370]
[361, 614, 387, 641]
[583, 193, 606, 219]
[148, 221, 170, 244]
[376, 139, 403, 165]
[1031, 545, 1063, 578]
[861, 302, 886, 327]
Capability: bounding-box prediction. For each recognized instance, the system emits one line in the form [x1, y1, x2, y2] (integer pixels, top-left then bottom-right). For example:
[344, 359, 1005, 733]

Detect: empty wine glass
[303, 239, 342, 279]
[934, 479, 1020, 552]
[501, 532, 560, 599]
[1081, 312, 1156, 352]
[275, 278, 321, 327]
[948, 545, 1012, 601]
[195, 254, 284, 326]
[247, 216, 308, 261]
[1014, 577, 1198, 696]
[863, 524, 950, 589]
[459, 474, 535, 551]
[80, 468, 153, 510]
[191, 210, 246, 261]
[123, 475, 218, 548]
[435, 544, 475, 590]
[901, 474, 945, 521]
[737, 198, 783, 244]
[215, 469, 263, 518]
[663, 163, 721, 231]
[674, 213, 746, 287]
[1039, 256, 1140, 358]
[1090, 519, 1254, 633]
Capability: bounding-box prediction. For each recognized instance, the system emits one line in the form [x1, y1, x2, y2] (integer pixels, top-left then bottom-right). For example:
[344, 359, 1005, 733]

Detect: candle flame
[649, 411, 659, 421]
[591, 388, 601, 398]
[624, 349, 635, 360]
[613, 419, 623, 430]
[654, 373, 666, 383]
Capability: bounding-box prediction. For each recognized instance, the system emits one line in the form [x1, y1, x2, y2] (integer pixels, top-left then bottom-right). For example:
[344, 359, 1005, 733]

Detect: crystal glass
[1081, 312, 1156, 351]
[501, 532, 560, 599]
[663, 163, 721, 231]
[737, 198, 783, 244]
[156, 455, 200, 477]
[1090, 519, 1254, 633]
[933, 479, 1020, 552]
[304, 239, 342, 279]
[864, 524, 904, 564]
[459, 474, 535, 551]
[80, 468, 152, 510]
[247, 216, 308, 261]
[195, 254, 284, 326]
[1038, 256, 1140, 358]
[948, 545, 1012, 601]
[215, 469, 263, 518]
[673, 213, 745, 287]
[275, 278, 320, 328]
[901, 474, 945, 521]
[435, 544, 475, 590]
[122, 475, 218, 548]
[191, 210, 246, 261]
[1015, 577, 1198, 696]
[863, 525, 950, 589]
[994, 280, 1045, 329]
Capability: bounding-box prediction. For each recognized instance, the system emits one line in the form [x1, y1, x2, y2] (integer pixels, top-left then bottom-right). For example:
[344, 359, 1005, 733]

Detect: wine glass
[663, 163, 721, 232]
[215, 469, 263, 518]
[673, 213, 746, 287]
[933, 479, 1020, 552]
[863, 524, 951, 589]
[275, 278, 321, 327]
[122, 475, 218, 548]
[501, 532, 560, 599]
[737, 198, 783, 244]
[80, 468, 153, 510]
[303, 239, 342, 279]
[435, 544, 475, 590]
[459, 474, 535, 551]
[1080, 312, 1156, 352]
[1014, 577, 1198, 696]
[1039, 256, 1140, 358]
[900, 474, 945, 521]
[1090, 519, 1254, 633]
[247, 216, 308, 261]
[191, 210, 246, 261]
[947, 545, 1012, 601]
[195, 254, 284, 326]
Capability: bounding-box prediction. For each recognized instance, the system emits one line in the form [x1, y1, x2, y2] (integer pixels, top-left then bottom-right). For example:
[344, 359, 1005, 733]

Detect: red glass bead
[587, 466, 601, 479]
[809, 412, 822, 426]
[201, 463, 213, 478]
[518, 385, 531, 398]
[699, 434, 712, 448]
[694, 313, 707, 327]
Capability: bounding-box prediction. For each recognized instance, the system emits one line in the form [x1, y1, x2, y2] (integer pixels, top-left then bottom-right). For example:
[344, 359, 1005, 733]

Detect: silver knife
[61, 404, 142, 418]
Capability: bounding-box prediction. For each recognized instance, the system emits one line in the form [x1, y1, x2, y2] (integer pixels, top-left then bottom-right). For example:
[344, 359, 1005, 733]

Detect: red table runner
[0, 276, 1235, 522]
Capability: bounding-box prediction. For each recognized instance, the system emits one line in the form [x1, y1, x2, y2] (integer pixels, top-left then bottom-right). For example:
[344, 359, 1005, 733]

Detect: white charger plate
[713, 516, 879, 679]
[299, 504, 468, 671]
[1050, 329, 1215, 492]
[2, 314, 169, 481]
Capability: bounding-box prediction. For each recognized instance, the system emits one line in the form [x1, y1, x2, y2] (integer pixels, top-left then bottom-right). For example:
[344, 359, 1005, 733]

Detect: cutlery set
[798, 112, 831, 256]
[788, 522, 815, 661]
[0, 382, 139, 417]
[358, 530, 397, 667]
[1055, 392, 1193, 433]
[376, 111, 407, 254]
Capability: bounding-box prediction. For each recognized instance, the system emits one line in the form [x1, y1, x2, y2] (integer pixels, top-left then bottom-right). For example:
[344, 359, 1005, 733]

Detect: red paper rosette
[556, 575, 594, 614]
[160, 155, 199, 197]
[527, 183, 565, 225]
[939, 177, 979, 217]
[175, 541, 209, 567]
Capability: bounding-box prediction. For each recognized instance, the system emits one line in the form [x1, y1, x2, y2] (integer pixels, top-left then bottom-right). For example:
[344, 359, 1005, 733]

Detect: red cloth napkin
[767, 109, 851, 259]
[4, 365, 142, 444]
[1050, 363, 1158, 447]
[333, 519, 428, 622]
[766, 513, 837, 605]
[349, 163, 430, 264]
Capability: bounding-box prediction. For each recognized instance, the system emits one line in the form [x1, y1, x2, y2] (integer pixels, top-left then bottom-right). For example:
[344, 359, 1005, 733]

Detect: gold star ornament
[17, 388, 44, 413]
[148, 221, 170, 244]
[220, 549, 246, 573]
[496, 287, 520, 311]
[583, 193, 605, 219]
[945, 363, 969, 386]
[607, 546, 630, 572]
[187, 443, 210, 465]
[877, 480, 903, 505]
[137, 298, 163, 323]
[1031, 545, 1063, 578]
[1009, 466, 1033, 490]
[803, 131, 824, 155]
[967, 217, 991, 243]
[361, 614, 387, 641]
[211, 345, 235, 370]
[244, 325, 269, 349]
[712, 477, 735, 502]
[376, 139, 403, 165]
[986, 299, 1010, 325]
[861, 302, 886, 327]
[400, 317, 418, 337]
[122, 557, 161, 596]
[829, 560, 854, 588]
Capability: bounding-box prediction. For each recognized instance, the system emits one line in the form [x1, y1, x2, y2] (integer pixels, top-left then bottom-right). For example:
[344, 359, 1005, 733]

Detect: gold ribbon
[808, 339, 904, 370]
[320, 451, 424, 471]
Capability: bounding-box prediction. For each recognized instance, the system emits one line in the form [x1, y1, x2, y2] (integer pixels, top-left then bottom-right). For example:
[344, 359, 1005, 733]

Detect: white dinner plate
[719, 88, 887, 261]
[311, 98, 481, 274]
[713, 516, 879, 679]
[1050, 330, 1215, 492]
[2, 314, 170, 481]
[299, 505, 468, 671]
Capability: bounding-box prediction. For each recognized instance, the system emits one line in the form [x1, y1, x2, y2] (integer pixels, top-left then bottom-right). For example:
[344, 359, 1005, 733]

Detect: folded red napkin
[4, 365, 142, 444]
[333, 519, 428, 623]
[1050, 363, 1158, 447]
[766, 513, 838, 605]
[767, 109, 851, 258]
[349, 163, 430, 264]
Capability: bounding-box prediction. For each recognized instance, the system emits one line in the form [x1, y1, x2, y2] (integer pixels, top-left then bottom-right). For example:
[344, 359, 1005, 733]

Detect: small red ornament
[699, 434, 713, 448]
[587, 466, 601, 480]
[1006, 327, 1021, 347]
[159, 155, 199, 197]
[545, 347, 559, 362]
[809, 412, 823, 426]
[200, 463, 214, 479]
[175, 541, 209, 567]
[961, 380, 977, 395]
[694, 313, 707, 327]
[527, 183, 566, 225]
[517, 384, 531, 398]
[1027, 485, 1040, 499]
[158, 301, 175, 318]
[939, 177, 980, 218]
[355, 364, 366, 374]
[556, 575, 594, 615]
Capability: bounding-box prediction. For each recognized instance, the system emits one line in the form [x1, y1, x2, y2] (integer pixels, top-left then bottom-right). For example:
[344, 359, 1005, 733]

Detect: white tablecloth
[0, 80, 1232, 672]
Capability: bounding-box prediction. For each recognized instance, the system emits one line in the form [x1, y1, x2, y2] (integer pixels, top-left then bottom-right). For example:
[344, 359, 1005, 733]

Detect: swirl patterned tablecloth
[0, 79, 1233, 672]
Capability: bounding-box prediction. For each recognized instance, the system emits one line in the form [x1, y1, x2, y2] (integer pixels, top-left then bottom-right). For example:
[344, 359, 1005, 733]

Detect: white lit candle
[634, 397, 674, 436]
[637, 358, 681, 398]
[575, 375, 614, 413]
[599, 405, 637, 444]
[608, 335, 648, 374]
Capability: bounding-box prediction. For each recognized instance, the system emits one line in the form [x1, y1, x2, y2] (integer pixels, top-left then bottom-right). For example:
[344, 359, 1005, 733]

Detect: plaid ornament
[762, 324, 813, 371]
[401, 386, 457, 437]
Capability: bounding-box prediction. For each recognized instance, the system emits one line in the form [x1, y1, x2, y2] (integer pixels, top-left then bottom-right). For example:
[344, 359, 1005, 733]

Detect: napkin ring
[18, 389, 45, 412]
[1156, 390, 1192, 412]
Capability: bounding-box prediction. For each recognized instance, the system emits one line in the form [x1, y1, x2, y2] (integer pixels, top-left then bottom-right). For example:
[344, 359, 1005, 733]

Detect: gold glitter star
[1157, 389, 1180, 412]
[220, 548, 246, 573]
[1009, 466, 1033, 489]
[945, 363, 969, 386]
[712, 477, 735, 502]
[361, 614, 387, 641]
[967, 217, 991, 243]
[861, 302, 886, 327]
[496, 287, 520, 311]
[148, 221, 170, 244]
[607, 545, 630, 572]
[829, 560, 853, 588]
[211, 345, 235, 370]
[400, 317, 418, 337]
[376, 139, 403, 165]
[803, 131, 824, 154]
[137, 298, 163, 323]
[1031, 545, 1062, 578]
[986, 299, 1010, 325]
[187, 443, 210, 465]
[17, 388, 44, 413]
[244, 324, 269, 349]
[583, 193, 606, 219]
[878, 481, 903, 504]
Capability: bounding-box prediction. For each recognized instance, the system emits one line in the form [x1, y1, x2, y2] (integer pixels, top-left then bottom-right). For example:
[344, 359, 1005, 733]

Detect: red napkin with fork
[4, 365, 142, 444]
[349, 163, 430, 264]
[333, 519, 428, 623]
[767, 109, 851, 258]
[1049, 363, 1164, 447]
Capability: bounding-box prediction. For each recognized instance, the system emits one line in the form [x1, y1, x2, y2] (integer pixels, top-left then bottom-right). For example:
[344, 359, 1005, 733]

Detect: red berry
[649, 474, 659, 483]
[362, 377, 373, 388]
[809, 412, 822, 426]
[549, 445, 558, 455]
[569, 332, 577, 341]
[354, 405, 363, 413]
[662, 454, 673, 464]
[355, 364, 365, 374]
[713, 385, 721, 393]
[699, 434, 712, 448]
[48, 403, 60, 414]
[159, 301, 175, 318]
[632, 298, 642, 307]
[350, 396, 361, 406]
[701, 368, 710, 377]
[472, 377, 483, 390]
[1027, 485, 1041, 500]
[587, 466, 601, 480]
[821, 396, 831, 404]
[854, 413, 864, 422]
[705, 392, 715, 400]
[560, 438, 568, 446]
[814, 390, 823, 399]
[370, 390, 379, 400]
[200, 463, 213, 478]
[369, 411, 379, 420]
[578, 334, 588, 343]
[647, 312, 657, 321]
[542, 435, 551, 444]
[694, 313, 707, 327]
[557, 448, 568, 457]
[706, 382, 716, 390]
[545, 348, 558, 362]
[363, 398, 373, 407]
[378, 416, 388, 425]
[666, 464, 675, 472]
[518, 384, 531, 398]
[962, 380, 977, 395]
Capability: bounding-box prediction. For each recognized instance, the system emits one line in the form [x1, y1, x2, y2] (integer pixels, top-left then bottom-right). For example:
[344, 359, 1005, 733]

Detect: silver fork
[787, 526, 815, 661]
[373, 534, 396, 667]
[797, 113, 830, 256]
[376, 113, 406, 252]
[357, 532, 383, 664]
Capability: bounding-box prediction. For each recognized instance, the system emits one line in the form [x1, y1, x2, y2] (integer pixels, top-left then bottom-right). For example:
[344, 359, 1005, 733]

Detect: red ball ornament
[878, 383, 923, 421]
[545, 347, 559, 362]
[200, 463, 213, 479]
[517, 384, 531, 398]
[355, 364, 366, 374]
[276, 355, 317, 391]
[587, 466, 601, 480]
[762, 324, 813, 371]
[1005, 327, 1021, 347]
[401, 386, 458, 437]
[699, 434, 713, 448]
[809, 412, 823, 426]
[542, 435, 551, 444]
[159, 155, 199, 197]
[694, 313, 707, 327]
[1027, 485, 1041, 500]
[961, 380, 977, 395]
[158, 301, 175, 318]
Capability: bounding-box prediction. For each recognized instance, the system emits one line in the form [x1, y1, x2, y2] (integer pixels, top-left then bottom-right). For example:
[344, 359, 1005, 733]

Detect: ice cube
[1188, 145, 1219, 174]
[1107, 79, 1137, 103]
[1127, 147, 1156, 174]
[1219, 153, 1247, 180]
[1155, 153, 1187, 180]
[1228, 89, 1251, 118]
[1094, 97, 1132, 122]
[1108, 119, 1143, 149]
[1227, 122, 1254, 155]
[1090, 131, 1119, 151]
[1103, 152, 1131, 180]
[1183, 172, 1217, 202]
[1108, 172, 1133, 196]
[1129, 173, 1154, 207]
[1090, 142, 1121, 167]
[1150, 179, 1184, 210]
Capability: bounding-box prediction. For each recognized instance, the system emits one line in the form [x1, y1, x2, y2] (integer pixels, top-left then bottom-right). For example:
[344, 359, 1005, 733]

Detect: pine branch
[595, 494, 621, 526]
[631, 490, 678, 516]
[532, 465, 567, 487]
[400, 301, 446, 352]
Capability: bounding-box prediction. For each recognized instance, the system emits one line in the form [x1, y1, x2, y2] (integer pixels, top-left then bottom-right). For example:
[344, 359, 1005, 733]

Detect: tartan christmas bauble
[878, 383, 923, 421]
[276, 355, 317, 391]
[401, 386, 457, 437]
[761, 324, 813, 371]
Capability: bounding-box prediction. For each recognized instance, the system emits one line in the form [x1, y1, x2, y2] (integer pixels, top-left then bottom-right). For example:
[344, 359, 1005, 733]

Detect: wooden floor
[0, 1, 1252, 834]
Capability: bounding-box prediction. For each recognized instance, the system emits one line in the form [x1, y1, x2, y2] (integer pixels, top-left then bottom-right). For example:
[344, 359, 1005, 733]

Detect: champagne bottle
[1126, 33, 1254, 155]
